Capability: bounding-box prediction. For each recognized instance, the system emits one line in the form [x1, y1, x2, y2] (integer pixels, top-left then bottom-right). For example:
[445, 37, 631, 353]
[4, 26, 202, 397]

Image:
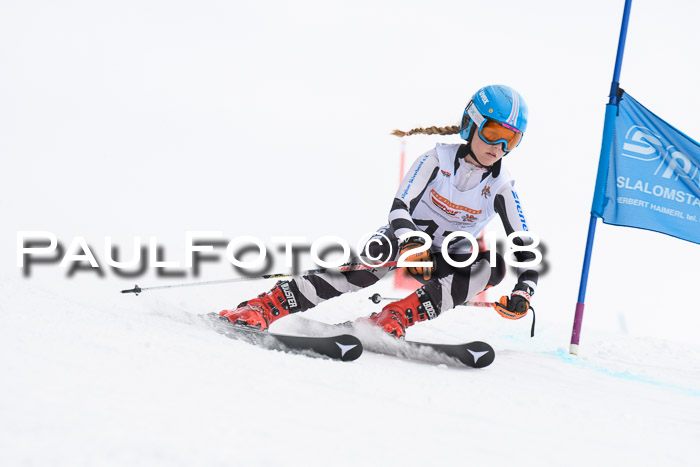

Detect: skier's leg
[220, 225, 397, 329]
[291, 225, 397, 311]
[360, 251, 505, 337]
[421, 251, 506, 313]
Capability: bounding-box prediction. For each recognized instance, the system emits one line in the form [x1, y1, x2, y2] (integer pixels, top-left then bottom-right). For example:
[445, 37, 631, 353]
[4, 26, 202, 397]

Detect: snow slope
[1, 275, 699, 467]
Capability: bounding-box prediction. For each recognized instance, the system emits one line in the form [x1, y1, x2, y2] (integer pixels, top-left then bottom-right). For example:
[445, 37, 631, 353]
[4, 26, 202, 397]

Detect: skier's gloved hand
[494, 284, 532, 320]
[399, 237, 433, 281]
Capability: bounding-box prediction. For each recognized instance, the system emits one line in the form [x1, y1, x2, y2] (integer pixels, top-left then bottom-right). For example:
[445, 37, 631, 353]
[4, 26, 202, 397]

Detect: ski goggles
[466, 103, 523, 151]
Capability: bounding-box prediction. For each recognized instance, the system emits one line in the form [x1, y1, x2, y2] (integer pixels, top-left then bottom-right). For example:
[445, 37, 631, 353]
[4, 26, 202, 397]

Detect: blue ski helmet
[460, 85, 528, 151]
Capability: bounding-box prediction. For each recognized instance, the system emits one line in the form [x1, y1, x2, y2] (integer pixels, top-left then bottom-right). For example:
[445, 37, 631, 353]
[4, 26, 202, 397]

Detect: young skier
[220, 84, 538, 338]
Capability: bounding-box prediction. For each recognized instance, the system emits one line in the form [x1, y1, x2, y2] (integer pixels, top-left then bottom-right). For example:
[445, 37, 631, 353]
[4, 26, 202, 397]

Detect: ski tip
[463, 341, 495, 368]
[332, 334, 363, 361]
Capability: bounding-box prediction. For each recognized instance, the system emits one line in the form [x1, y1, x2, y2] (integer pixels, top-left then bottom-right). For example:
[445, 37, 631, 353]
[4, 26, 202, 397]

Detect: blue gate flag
[594, 91, 700, 245]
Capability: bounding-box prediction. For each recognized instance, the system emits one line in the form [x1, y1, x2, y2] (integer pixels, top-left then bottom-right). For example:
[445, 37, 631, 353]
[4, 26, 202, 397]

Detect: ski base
[203, 313, 363, 362]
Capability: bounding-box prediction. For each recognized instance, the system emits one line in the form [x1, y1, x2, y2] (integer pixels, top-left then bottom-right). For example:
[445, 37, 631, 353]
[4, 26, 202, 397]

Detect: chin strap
[466, 150, 489, 169]
[455, 143, 504, 181]
[455, 141, 489, 169]
[467, 148, 504, 180]
[457, 131, 507, 179]
[464, 132, 507, 171]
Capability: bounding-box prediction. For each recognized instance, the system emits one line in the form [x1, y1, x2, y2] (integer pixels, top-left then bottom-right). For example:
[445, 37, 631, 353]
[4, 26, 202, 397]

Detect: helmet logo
[479, 90, 489, 104]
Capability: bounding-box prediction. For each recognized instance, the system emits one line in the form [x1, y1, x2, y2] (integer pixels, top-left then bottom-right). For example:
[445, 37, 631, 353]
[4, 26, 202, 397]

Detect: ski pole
[368, 293, 494, 308]
[121, 261, 399, 295]
[368, 293, 536, 337]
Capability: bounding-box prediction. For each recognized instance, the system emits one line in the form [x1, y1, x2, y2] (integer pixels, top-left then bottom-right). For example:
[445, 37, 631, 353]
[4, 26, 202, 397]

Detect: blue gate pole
[570, 0, 633, 355]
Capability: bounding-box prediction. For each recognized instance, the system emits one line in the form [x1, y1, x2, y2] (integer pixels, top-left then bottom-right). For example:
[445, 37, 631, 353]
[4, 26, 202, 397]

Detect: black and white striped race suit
[289, 143, 539, 317]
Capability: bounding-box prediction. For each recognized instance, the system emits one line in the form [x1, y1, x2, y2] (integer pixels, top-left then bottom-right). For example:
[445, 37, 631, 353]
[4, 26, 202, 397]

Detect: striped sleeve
[493, 185, 539, 295]
[389, 150, 440, 239]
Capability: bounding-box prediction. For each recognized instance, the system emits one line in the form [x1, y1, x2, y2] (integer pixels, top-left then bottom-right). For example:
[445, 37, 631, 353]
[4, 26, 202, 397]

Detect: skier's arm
[493, 186, 539, 296]
[388, 150, 440, 239]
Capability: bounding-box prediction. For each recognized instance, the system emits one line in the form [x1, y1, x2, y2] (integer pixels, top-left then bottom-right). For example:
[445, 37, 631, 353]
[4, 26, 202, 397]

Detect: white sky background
[1, 0, 699, 342]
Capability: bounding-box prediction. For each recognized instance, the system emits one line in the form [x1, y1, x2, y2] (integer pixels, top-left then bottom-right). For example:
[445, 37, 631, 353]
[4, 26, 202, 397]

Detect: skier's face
[471, 132, 506, 166]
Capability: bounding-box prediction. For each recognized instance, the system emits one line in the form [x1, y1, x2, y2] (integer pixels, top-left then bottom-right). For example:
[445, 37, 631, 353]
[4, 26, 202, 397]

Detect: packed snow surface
[2, 277, 698, 467]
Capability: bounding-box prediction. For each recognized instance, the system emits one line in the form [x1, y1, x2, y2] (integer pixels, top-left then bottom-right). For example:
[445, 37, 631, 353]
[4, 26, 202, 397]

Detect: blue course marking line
[544, 349, 700, 398]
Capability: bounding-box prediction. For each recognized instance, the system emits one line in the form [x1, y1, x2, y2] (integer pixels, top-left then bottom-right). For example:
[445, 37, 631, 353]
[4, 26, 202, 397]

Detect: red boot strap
[265, 300, 282, 318]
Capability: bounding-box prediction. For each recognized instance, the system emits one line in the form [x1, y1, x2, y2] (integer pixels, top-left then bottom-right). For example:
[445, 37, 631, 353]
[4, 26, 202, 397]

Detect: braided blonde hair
[390, 125, 461, 137]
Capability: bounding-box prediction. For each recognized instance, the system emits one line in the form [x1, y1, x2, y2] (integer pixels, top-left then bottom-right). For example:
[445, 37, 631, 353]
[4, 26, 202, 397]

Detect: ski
[383, 339, 495, 369]
[283, 317, 495, 368]
[203, 313, 363, 362]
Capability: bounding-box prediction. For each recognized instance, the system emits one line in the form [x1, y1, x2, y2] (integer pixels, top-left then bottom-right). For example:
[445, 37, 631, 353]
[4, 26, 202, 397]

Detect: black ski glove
[493, 283, 532, 320]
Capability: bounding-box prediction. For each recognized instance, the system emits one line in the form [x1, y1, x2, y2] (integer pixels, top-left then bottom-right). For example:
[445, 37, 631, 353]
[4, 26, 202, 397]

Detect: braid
[391, 125, 461, 137]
